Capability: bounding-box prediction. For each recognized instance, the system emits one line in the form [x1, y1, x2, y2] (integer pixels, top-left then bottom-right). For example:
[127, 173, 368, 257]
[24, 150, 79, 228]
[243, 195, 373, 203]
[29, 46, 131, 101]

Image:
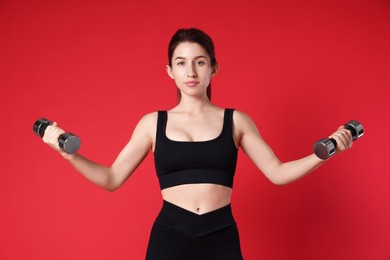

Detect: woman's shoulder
[231, 109, 259, 133]
[134, 111, 158, 130]
[232, 109, 253, 122]
[141, 110, 165, 122]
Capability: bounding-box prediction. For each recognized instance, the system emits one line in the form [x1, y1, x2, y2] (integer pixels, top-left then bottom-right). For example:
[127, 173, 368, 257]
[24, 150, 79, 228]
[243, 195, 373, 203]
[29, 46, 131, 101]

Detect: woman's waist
[161, 183, 232, 215]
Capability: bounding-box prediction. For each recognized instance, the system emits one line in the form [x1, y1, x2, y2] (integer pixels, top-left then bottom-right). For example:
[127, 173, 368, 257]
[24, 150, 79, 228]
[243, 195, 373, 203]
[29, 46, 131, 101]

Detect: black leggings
[146, 200, 243, 260]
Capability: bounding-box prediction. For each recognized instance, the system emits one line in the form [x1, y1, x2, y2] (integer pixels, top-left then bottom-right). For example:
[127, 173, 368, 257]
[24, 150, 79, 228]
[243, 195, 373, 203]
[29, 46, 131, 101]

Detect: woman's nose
[187, 64, 197, 78]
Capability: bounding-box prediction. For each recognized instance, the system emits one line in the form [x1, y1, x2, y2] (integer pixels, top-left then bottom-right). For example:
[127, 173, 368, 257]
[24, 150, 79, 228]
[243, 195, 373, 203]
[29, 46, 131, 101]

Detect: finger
[345, 129, 353, 148]
[43, 126, 58, 144]
[331, 131, 348, 150]
[48, 122, 63, 139]
[43, 125, 56, 139]
[339, 129, 352, 149]
[43, 125, 64, 145]
[341, 128, 353, 148]
[339, 130, 350, 149]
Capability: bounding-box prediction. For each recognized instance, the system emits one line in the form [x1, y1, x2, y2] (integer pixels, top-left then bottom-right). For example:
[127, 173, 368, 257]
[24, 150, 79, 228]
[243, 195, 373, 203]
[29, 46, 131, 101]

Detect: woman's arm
[233, 111, 352, 185]
[42, 112, 157, 191]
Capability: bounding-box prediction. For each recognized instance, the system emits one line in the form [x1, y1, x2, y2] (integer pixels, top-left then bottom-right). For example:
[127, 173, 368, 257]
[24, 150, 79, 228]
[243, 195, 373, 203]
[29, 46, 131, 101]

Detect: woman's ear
[166, 65, 174, 79]
[212, 64, 219, 78]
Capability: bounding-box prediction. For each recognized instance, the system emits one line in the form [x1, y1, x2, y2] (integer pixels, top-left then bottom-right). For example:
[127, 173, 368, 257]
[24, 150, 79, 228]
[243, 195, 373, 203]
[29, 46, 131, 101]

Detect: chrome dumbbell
[313, 120, 364, 160]
[33, 118, 80, 154]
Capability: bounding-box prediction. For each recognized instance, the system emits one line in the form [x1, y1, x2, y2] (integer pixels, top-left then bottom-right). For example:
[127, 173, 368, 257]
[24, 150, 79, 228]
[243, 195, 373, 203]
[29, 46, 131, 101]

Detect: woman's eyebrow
[194, 55, 207, 59]
[174, 55, 207, 60]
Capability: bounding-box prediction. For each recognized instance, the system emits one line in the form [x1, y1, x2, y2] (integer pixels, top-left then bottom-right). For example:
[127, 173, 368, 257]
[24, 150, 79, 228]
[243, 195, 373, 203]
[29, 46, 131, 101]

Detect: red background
[1, 0, 389, 259]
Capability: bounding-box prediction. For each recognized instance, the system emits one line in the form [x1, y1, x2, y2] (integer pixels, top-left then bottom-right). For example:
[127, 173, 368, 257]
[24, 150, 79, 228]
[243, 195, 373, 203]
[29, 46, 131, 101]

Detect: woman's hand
[42, 122, 71, 158]
[329, 125, 353, 155]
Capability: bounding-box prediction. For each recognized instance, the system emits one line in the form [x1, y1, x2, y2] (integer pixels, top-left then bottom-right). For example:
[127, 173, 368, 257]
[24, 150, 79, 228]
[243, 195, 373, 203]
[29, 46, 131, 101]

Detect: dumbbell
[313, 120, 364, 160]
[33, 118, 80, 154]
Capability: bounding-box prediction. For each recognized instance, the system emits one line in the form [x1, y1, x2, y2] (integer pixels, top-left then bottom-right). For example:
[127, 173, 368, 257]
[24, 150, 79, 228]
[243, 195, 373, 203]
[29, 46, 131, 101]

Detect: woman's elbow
[263, 164, 289, 186]
[267, 172, 291, 186]
[103, 177, 125, 192]
[269, 177, 289, 186]
[101, 173, 123, 192]
[104, 185, 119, 192]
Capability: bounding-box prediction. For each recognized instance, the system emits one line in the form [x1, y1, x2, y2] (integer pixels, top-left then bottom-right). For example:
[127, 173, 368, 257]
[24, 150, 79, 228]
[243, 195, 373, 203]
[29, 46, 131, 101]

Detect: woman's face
[167, 42, 217, 99]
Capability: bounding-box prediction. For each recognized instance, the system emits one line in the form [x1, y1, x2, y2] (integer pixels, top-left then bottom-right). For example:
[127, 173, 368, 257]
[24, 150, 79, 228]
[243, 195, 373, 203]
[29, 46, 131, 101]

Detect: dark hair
[168, 28, 217, 100]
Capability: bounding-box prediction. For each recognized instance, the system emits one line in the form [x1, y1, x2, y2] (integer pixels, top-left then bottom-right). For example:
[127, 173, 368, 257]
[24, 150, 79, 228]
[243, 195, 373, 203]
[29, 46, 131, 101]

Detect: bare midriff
[161, 183, 232, 215]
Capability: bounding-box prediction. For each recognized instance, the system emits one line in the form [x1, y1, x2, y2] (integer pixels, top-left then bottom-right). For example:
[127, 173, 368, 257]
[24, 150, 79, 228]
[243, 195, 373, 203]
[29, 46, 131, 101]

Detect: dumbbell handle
[313, 120, 364, 160]
[33, 118, 80, 154]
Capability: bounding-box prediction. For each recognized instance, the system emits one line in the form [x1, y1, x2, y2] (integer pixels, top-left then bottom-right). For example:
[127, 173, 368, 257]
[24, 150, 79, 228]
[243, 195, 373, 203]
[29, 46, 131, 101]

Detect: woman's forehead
[173, 42, 209, 59]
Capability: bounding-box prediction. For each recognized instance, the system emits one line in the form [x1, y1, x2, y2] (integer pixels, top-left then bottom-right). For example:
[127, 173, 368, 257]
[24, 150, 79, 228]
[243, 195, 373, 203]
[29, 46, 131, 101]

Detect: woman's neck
[174, 95, 214, 114]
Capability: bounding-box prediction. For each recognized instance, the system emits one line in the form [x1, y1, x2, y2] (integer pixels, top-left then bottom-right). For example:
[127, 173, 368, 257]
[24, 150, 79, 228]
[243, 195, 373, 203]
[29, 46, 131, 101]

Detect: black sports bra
[154, 109, 238, 190]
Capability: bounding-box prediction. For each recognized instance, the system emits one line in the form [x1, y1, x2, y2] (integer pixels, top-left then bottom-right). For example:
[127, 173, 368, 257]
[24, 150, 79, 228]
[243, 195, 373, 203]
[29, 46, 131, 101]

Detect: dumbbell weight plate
[59, 133, 80, 154]
[313, 138, 336, 160]
[345, 120, 364, 141]
[33, 118, 52, 138]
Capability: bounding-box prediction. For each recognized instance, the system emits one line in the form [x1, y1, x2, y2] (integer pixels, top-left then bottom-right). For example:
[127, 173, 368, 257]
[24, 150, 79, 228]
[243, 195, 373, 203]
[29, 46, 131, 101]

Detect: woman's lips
[185, 81, 199, 87]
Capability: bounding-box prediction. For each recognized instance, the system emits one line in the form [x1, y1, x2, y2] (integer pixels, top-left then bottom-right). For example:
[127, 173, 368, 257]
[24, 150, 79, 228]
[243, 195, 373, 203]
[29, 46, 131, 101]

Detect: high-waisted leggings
[146, 200, 243, 260]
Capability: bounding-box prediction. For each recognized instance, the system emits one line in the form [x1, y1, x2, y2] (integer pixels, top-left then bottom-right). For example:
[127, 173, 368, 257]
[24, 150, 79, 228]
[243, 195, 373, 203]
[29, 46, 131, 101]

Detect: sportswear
[145, 200, 243, 260]
[154, 109, 238, 190]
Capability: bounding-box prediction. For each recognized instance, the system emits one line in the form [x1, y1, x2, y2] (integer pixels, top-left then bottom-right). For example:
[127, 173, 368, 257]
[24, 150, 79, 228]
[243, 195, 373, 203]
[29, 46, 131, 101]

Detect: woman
[42, 28, 353, 259]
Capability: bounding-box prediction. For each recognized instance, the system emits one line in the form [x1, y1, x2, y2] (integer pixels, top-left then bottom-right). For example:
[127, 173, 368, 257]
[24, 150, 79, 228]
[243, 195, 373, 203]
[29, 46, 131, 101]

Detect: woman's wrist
[62, 152, 77, 161]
